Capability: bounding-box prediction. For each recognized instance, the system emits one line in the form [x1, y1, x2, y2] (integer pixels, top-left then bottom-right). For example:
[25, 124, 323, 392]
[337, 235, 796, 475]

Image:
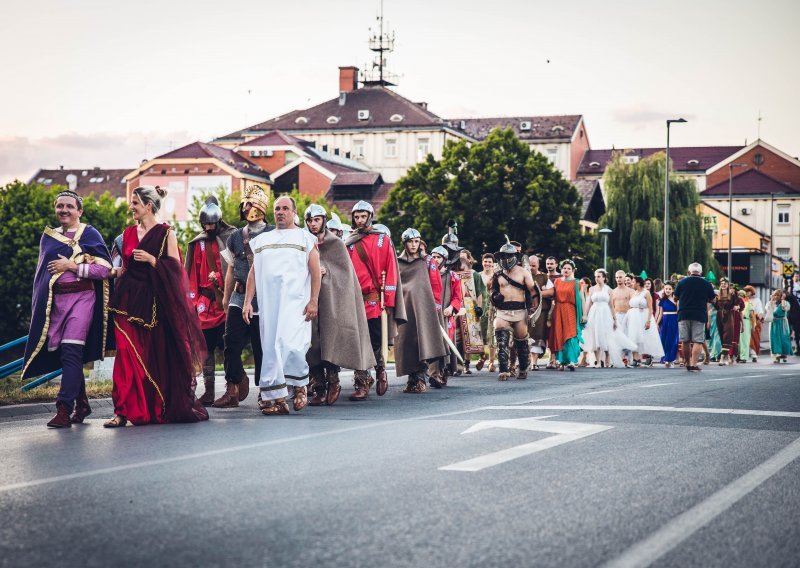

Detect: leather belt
[53, 279, 94, 294]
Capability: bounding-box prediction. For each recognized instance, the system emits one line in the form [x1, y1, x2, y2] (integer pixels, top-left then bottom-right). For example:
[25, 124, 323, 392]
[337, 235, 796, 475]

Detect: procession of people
[20, 186, 799, 429]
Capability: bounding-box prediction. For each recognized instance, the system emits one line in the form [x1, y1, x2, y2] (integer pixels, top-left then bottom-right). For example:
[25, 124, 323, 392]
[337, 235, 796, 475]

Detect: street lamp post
[599, 228, 612, 271]
[664, 118, 687, 281]
[727, 162, 748, 281]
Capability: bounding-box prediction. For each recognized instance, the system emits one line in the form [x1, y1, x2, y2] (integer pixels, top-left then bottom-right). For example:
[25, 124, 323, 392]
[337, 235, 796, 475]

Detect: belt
[498, 301, 527, 311]
[363, 292, 379, 302]
[53, 280, 94, 294]
[662, 311, 677, 315]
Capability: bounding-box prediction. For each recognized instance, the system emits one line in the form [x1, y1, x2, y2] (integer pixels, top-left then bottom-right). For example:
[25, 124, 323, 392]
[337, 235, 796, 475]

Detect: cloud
[611, 104, 695, 129]
[0, 131, 199, 185]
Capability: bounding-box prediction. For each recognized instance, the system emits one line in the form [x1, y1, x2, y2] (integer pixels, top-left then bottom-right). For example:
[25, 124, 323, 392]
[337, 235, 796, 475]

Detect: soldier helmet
[431, 246, 448, 258]
[401, 228, 421, 242]
[326, 213, 343, 231]
[199, 196, 223, 225]
[496, 235, 520, 271]
[240, 185, 270, 221]
[351, 200, 375, 229]
[304, 203, 327, 221]
[373, 223, 391, 238]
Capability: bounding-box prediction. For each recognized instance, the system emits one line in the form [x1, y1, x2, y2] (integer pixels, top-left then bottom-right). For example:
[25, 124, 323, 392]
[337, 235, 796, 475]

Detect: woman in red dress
[105, 186, 209, 426]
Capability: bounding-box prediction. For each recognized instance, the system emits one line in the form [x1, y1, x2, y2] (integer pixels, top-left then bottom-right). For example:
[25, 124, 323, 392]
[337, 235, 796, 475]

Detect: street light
[664, 118, 687, 281]
[599, 228, 612, 271]
[727, 162, 748, 281]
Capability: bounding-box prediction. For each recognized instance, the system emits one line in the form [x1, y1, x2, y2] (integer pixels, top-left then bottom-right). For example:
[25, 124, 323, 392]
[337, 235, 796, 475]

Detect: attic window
[686, 159, 700, 166]
[551, 125, 565, 132]
[295, 116, 309, 125]
[589, 161, 600, 168]
[390, 114, 404, 122]
[326, 116, 340, 124]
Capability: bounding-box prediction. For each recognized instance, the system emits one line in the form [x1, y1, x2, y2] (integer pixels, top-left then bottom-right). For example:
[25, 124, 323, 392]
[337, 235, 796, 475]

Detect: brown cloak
[529, 272, 551, 342]
[307, 229, 377, 371]
[395, 252, 449, 377]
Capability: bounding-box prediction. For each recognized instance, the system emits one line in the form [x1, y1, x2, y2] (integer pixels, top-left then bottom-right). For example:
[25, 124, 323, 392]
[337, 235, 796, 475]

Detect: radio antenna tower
[362, 0, 398, 87]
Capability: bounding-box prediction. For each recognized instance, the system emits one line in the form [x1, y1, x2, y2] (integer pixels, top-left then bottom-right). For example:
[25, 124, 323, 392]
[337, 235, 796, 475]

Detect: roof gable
[701, 169, 800, 196]
[706, 139, 800, 176]
[153, 141, 270, 180]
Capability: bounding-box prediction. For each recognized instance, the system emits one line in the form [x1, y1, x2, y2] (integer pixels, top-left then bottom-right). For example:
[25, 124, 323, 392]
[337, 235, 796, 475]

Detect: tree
[380, 128, 597, 269]
[0, 182, 129, 343]
[173, 186, 344, 255]
[600, 152, 718, 279]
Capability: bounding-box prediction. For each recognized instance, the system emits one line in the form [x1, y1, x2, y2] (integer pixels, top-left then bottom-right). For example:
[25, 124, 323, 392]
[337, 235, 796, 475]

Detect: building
[124, 142, 271, 222]
[30, 167, 129, 200]
[573, 178, 606, 232]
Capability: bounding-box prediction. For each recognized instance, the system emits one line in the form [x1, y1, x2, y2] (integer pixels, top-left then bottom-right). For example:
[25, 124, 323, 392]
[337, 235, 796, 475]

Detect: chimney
[339, 66, 359, 93]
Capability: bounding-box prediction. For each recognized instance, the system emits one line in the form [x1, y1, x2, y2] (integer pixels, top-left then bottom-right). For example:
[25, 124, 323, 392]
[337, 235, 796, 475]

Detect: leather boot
[71, 384, 91, 423]
[326, 368, 341, 406]
[375, 366, 388, 396]
[238, 374, 250, 402]
[349, 371, 370, 401]
[47, 401, 72, 429]
[212, 382, 239, 408]
[495, 329, 511, 380]
[403, 372, 427, 394]
[515, 337, 530, 380]
[198, 376, 215, 406]
[428, 368, 445, 389]
[475, 352, 487, 371]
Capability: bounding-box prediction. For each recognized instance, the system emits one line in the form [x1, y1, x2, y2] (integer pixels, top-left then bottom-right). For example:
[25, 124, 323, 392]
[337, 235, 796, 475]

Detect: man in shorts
[673, 262, 716, 372]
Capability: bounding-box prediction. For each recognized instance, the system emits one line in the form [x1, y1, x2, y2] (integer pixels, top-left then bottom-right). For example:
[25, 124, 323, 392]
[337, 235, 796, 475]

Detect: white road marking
[582, 389, 622, 396]
[637, 383, 678, 388]
[485, 405, 800, 418]
[604, 435, 800, 568]
[707, 378, 741, 382]
[743, 374, 768, 378]
[439, 416, 613, 472]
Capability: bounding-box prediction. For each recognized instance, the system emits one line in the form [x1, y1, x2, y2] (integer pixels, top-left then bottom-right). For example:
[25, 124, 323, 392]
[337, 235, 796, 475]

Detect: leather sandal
[293, 387, 308, 412]
[103, 415, 127, 428]
[262, 400, 290, 415]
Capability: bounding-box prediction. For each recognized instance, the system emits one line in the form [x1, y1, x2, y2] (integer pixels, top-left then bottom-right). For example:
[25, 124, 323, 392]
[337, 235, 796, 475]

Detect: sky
[1, 0, 797, 184]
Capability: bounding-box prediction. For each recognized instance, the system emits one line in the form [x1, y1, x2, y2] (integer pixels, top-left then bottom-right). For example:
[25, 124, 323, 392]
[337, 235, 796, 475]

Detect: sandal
[293, 387, 308, 412]
[475, 354, 486, 371]
[103, 415, 127, 428]
[262, 400, 290, 415]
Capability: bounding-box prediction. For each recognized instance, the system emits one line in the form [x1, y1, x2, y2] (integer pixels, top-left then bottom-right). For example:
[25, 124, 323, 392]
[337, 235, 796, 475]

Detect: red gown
[187, 238, 226, 330]
[110, 224, 208, 425]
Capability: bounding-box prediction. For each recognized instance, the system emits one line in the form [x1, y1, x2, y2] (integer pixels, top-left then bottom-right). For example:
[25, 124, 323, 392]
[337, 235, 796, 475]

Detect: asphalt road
[1, 361, 799, 568]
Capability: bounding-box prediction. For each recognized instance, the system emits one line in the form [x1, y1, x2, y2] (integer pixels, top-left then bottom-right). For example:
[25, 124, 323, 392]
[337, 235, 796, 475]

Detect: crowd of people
[20, 187, 798, 429]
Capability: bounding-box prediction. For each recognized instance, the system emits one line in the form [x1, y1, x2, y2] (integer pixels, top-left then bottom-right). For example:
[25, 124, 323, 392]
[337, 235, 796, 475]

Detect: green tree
[380, 128, 597, 269]
[0, 182, 129, 344]
[600, 152, 718, 279]
[173, 186, 343, 255]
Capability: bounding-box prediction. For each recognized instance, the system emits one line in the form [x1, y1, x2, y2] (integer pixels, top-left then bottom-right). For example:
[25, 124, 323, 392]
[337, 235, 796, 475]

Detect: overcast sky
[1, 0, 797, 184]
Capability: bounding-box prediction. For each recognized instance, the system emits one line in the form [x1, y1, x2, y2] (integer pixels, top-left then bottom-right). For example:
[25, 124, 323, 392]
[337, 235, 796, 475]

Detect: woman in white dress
[624, 276, 665, 366]
[582, 269, 637, 368]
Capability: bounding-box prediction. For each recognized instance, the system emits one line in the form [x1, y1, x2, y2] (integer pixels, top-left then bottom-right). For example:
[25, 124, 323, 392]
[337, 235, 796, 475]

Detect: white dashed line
[637, 383, 678, 388]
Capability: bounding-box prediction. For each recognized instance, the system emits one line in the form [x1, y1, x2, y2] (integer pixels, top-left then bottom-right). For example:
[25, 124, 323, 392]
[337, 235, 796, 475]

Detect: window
[385, 139, 397, 158]
[777, 205, 790, 224]
[352, 139, 365, 159]
[546, 148, 558, 164]
[417, 138, 430, 160]
[777, 248, 791, 259]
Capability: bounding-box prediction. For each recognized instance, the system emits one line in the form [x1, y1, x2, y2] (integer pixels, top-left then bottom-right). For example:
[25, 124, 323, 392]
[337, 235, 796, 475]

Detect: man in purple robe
[22, 190, 112, 428]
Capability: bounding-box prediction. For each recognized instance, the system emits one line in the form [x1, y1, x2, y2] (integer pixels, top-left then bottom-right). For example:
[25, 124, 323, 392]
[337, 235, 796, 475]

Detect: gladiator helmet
[440, 220, 464, 269]
[401, 228, 421, 242]
[199, 196, 222, 226]
[351, 200, 375, 229]
[496, 235, 520, 271]
[240, 185, 270, 222]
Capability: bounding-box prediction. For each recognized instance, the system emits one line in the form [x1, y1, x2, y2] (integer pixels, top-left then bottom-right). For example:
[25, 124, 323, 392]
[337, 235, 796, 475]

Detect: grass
[0, 376, 113, 406]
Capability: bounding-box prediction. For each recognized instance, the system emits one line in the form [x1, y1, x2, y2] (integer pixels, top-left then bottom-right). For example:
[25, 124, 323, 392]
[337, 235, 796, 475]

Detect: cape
[184, 222, 236, 275]
[22, 224, 112, 379]
[394, 251, 448, 377]
[308, 229, 377, 371]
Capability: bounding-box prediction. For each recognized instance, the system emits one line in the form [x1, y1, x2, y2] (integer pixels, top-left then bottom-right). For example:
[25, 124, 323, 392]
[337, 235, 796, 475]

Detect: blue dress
[659, 297, 679, 363]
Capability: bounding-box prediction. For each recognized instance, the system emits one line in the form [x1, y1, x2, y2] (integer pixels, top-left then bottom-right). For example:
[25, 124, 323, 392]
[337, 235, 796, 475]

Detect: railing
[0, 336, 62, 388]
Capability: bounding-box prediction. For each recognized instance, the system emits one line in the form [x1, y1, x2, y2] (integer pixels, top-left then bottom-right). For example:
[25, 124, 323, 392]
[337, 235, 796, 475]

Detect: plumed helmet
[199, 196, 223, 225]
[240, 184, 270, 216]
[440, 220, 463, 267]
[401, 228, 421, 242]
[373, 223, 391, 238]
[304, 203, 327, 221]
[326, 213, 343, 231]
[351, 200, 375, 228]
[431, 246, 448, 258]
[497, 234, 517, 257]
[496, 235, 520, 271]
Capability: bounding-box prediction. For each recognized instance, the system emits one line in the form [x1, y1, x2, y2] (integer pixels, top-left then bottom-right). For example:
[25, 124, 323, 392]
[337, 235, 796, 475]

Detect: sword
[440, 325, 465, 364]
[380, 270, 389, 366]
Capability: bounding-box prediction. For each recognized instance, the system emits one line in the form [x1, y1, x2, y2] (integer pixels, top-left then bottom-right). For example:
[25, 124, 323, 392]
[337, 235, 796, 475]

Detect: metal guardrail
[0, 335, 62, 387]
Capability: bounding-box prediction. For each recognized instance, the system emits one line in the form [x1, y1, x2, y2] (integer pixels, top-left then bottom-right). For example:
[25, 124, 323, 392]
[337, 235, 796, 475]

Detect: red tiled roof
[331, 171, 382, 186]
[334, 182, 394, 217]
[30, 168, 129, 198]
[237, 130, 313, 148]
[156, 142, 270, 180]
[577, 146, 743, 176]
[214, 87, 446, 142]
[449, 115, 582, 141]
[701, 169, 800, 196]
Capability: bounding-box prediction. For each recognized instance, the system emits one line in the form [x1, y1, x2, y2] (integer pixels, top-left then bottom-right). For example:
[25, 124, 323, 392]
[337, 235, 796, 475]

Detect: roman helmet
[351, 200, 375, 230]
[373, 223, 391, 238]
[496, 235, 520, 271]
[440, 220, 464, 269]
[327, 213, 343, 231]
[401, 228, 421, 242]
[199, 196, 223, 236]
[431, 245, 448, 259]
[304, 203, 327, 222]
[240, 185, 270, 222]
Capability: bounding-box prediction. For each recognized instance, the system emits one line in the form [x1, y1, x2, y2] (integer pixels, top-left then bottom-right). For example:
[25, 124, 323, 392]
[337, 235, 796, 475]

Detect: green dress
[770, 302, 793, 356]
[708, 307, 722, 359]
[738, 301, 753, 360]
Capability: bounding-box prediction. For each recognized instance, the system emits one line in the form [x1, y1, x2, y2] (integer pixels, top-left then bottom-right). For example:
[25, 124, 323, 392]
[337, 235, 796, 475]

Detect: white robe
[251, 228, 318, 401]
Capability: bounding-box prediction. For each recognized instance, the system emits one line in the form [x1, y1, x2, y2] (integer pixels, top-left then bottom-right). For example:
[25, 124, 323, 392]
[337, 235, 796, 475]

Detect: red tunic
[348, 232, 400, 320]
[187, 238, 226, 329]
[425, 255, 444, 311]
